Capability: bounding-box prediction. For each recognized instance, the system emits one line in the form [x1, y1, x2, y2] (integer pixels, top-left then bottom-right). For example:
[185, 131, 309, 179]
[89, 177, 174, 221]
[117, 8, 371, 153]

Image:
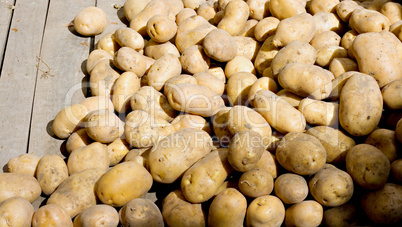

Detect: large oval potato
[0, 197, 34, 227]
[194, 72, 225, 96]
[147, 53, 182, 91]
[113, 27, 145, 51]
[273, 13, 316, 47]
[74, 205, 119, 227]
[73, 7, 106, 36]
[85, 109, 124, 144]
[246, 195, 285, 227]
[36, 154, 69, 196]
[111, 71, 141, 113]
[274, 173, 308, 204]
[0, 173, 41, 203]
[32, 204, 73, 227]
[6, 153, 40, 176]
[203, 29, 237, 62]
[285, 200, 323, 227]
[67, 142, 110, 175]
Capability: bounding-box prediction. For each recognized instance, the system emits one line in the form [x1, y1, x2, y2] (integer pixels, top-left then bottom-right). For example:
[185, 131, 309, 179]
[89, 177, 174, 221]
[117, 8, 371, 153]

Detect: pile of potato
[2, 0, 402, 226]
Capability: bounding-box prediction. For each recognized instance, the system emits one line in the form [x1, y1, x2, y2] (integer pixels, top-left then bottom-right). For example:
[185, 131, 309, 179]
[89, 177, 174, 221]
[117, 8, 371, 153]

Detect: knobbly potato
[234, 36, 262, 62]
[313, 12, 345, 36]
[217, 0, 249, 36]
[85, 109, 124, 143]
[247, 0, 269, 20]
[203, 29, 237, 62]
[131, 86, 178, 122]
[339, 73, 383, 136]
[119, 198, 163, 227]
[254, 90, 306, 133]
[171, 113, 211, 133]
[278, 63, 334, 100]
[365, 129, 398, 162]
[73, 7, 106, 36]
[47, 168, 104, 218]
[269, 0, 306, 20]
[67, 142, 109, 175]
[298, 98, 339, 127]
[272, 13, 316, 47]
[36, 155, 69, 196]
[112, 71, 140, 113]
[144, 39, 180, 60]
[208, 188, 247, 227]
[238, 19, 258, 37]
[380, 2, 402, 24]
[146, 15, 177, 43]
[107, 138, 131, 166]
[167, 83, 224, 117]
[113, 27, 145, 51]
[181, 148, 234, 203]
[306, 126, 355, 163]
[346, 144, 390, 190]
[274, 173, 308, 204]
[0, 197, 34, 227]
[246, 195, 285, 227]
[276, 89, 303, 108]
[123, 0, 152, 22]
[113, 47, 148, 77]
[228, 130, 265, 172]
[248, 77, 278, 106]
[32, 204, 73, 227]
[285, 201, 323, 227]
[162, 190, 206, 227]
[213, 107, 233, 145]
[349, 8, 391, 34]
[361, 183, 402, 225]
[310, 31, 341, 50]
[310, 0, 339, 14]
[66, 128, 92, 153]
[238, 168, 274, 198]
[194, 72, 225, 95]
[271, 41, 317, 78]
[180, 45, 210, 74]
[382, 79, 402, 110]
[147, 53, 182, 91]
[315, 46, 348, 67]
[336, 0, 362, 22]
[276, 132, 326, 175]
[0, 173, 41, 203]
[80, 96, 114, 113]
[96, 32, 120, 56]
[86, 49, 113, 74]
[309, 164, 354, 207]
[149, 128, 213, 183]
[254, 17, 280, 42]
[328, 57, 358, 78]
[52, 104, 88, 139]
[226, 72, 257, 106]
[163, 74, 198, 97]
[74, 205, 119, 227]
[6, 153, 40, 176]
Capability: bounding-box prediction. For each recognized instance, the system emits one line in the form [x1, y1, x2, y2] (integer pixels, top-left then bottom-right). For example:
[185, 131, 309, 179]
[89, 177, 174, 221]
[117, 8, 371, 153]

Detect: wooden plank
[28, 0, 95, 159]
[0, 0, 48, 171]
[0, 0, 15, 66]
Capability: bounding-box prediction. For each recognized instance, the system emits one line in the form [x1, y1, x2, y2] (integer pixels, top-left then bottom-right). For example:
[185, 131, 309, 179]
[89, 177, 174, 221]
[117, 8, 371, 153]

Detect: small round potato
[274, 173, 308, 204]
[7, 153, 40, 176]
[238, 168, 274, 198]
[66, 128, 92, 154]
[67, 142, 110, 175]
[85, 109, 124, 144]
[147, 15, 177, 43]
[119, 198, 163, 227]
[365, 128, 399, 162]
[32, 204, 73, 227]
[246, 195, 285, 227]
[0, 172, 41, 203]
[52, 104, 88, 139]
[284, 200, 323, 227]
[73, 7, 106, 36]
[74, 205, 119, 227]
[113, 27, 145, 51]
[36, 154, 69, 196]
[203, 29, 237, 62]
[0, 197, 34, 227]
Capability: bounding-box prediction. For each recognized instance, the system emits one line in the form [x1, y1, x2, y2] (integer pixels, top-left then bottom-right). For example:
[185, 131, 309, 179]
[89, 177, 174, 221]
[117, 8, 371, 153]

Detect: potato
[149, 128, 213, 183]
[274, 173, 308, 204]
[390, 20, 402, 41]
[36, 155, 69, 196]
[226, 72, 257, 106]
[47, 168, 104, 218]
[234, 36, 262, 62]
[380, 2, 402, 24]
[361, 183, 402, 225]
[246, 195, 285, 227]
[74, 205, 119, 227]
[110, 72, 140, 113]
[207, 66, 226, 82]
[284, 200, 323, 227]
[254, 17, 280, 42]
[52, 104, 88, 139]
[349, 8, 391, 34]
[382, 78, 402, 110]
[213, 107, 233, 145]
[298, 98, 339, 127]
[397, 118, 402, 143]
[107, 138, 131, 166]
[131, 86, 178, 122]
[119, 198, 163, 227]
[0, 172, 41, 203]
[276, 89, 303, 108]
[313, 12, 345, 36]
[123, 0, 152, 22]
[380, 30, 402, 61]
[228, 130, 265, 172]
[208, 188, 247, 227]
[336, 0, 362, 22]
[96, 32, 120, 56]
[171, 111, 211, 135]
[167, 83, 224, 117]
[86, 49, 113, 74]
[146, 15, 177, 43]
[113, 47, 148, 77]
[254, 90, 306, 134]
[144, 39, 180, 60]
[238, 19, 258, 37]
[315, 46, 348, 67]
[85, 109, 124, 143]
[67, 142, 109, 175]
[247, 0, 269, 20]
[162, 190, 206, 227]
[113, 27, 144, 51]
[365, 128, 398, 162]
[181, 148, 234, 203]
[328, 71, 357, 101]
[217, 0, 249, 36]
[255, 151, 278, 178]
[238, 168, 274, 198]
[328, 57, 358, 78]
[73, 7, 106, 36]
[310, 31, 341, 50]
[306, 126, 355, 163]
[227, 105, 272, 148]
[341, 30, 358, 51]
[125, 110, 174, 148]
[180, 45, 210, 74]
[32, 204, 73, 227]
[339, 73, 383, 136]
[194, 72, 225, 95]
[391, 159, 402, 183]
[271, 41, 317, 78]
[80, 96, 114, 113]
[163, 74, 198, 97]
[248, 77, 278, 106]
[124, 147, 152, 166]
[309, 0, 339, 14]
[269, 0, 306, 20]
[147, 54, 182, 91]
[278, 63, 334, 100]
[0, 197, 34, 227]
[90, 60, 120, 97]
[276, 132, 326, 175]
[6, 153, 40, 176]
[203, 29, 237, 62]
[346, 144, 390, 190]
[66, 128, 92, 153]
[273, 13, 316, 47]
[322, 203, 360, 227]
[197, 0, 218, 21]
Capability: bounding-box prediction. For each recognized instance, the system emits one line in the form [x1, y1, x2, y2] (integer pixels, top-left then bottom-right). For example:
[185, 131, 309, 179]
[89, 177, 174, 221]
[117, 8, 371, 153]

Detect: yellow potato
[276, 89, 303, 108]
[322, 203, 360, 227]
[341, 29, 358, 51]
[119, 198, 164, 227]
[313, 12, 345, 36]
[248, 77, 278, 107]
[212, 107, 233, 145]
[176, 8, 197, 25]
[0, 197, 34, 227]
[52, 104, 88, 139]
[197, 0, 218, 21]
[107, 138, 131, 166]
[310, 31, 341, 50]
[234, 36, 262, 62]
[217, 0, 249, 36]
[123, 0, 152, 22]
[180, 45, 210, 74]
[365, 128, 399, 162]
[336, 0, 362, 22]
[113, 47, 148, 77]
[247, 0, 270, 20]
[391, 159, 402, 183]
[113, 27, 145, 51]
[147, 53, 182, 91]
[86, 49, 113, 74]
[315, 45, 348, 67]
[171, 113, 211, 134]
[255, 151, 279, 178]
[226, 72, 257, 106]
[73, 205, 119, 227]
[254, 36, 280, 75]
[0, 173, 41, 203]
[66, 128, 92, 154]
[79, 96, 114, 113]
[67, 142, 110, 175]
[194, 72, 225, 96]
[309, 0, 339, 14]
[163, 74, 198, 97]
[36, 155, 69, 196]
[349, 8, 391, 33]
[111, 71, 141, 113]
[238, 19, 258, 37]
[274, 173, 308, 204]
[73, 7, 106, 36]
[32, 204, 73, 227]
[382, 78, 402, 110]
[203, 29, 237, 62]
[254, 17, 280, 42]
[96, 32, 120, 56]
[328, 57, 358, 78]
[269, 0, 306, 20]
[89, 59, 120, 97]
[380, 2, 402, 24]
[6, 153, 40, 176]
[284, 200, 323, 227]
[246, 195, 285, 227]
[84, 109, 124, 143]
[328, 71, 357, 101]
[238, 168, 274, 198]
[298, 98, 339, 127]
[144, 39, 180, 60]
[147, 14, 177, 43]
[390, 20, 402, 41]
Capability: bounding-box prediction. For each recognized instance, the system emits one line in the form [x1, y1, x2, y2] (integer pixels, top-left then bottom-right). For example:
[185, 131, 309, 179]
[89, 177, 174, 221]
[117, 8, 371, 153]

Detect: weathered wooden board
[0, 0, 48, 171]
[0, 0, 15, 66]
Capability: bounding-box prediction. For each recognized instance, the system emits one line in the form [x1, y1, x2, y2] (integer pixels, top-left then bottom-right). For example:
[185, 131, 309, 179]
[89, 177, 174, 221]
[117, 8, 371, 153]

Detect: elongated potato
[269, 0, 306, 20]
[6, 153, 40, 176]
[273, 13, 316, 47]
[36, 155, 69, 196]
[113, 27, 144, 51]
[163, 74, 198, 97]
[80, 96, 114, 113]
[217, 0, 249, 36]
[181, 148, 234, 203]
[171, 113, 211, 134]
[32, 204, 73, 227]
[226, 72, 257, 106]
[298, 98, 339, 127]
[113, 47, 148, 77]
[147, 53, 182, 91]
[246, 195, 285, 227]
[0, 173, 41, 203]
[112, 71, 141, 113]
[89, 59, 120, 97]
[181, 45, 211, 74]
[194, 72, 225, 96]
[67, 142, 110, 175]
[107, 138, 131, 166]
[203, 29, 237, 62]
[276, 89, 303, 108]
[52, 104, 88, 139]
[0, 197, 34, 227]
[349, 8, 391, 34]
